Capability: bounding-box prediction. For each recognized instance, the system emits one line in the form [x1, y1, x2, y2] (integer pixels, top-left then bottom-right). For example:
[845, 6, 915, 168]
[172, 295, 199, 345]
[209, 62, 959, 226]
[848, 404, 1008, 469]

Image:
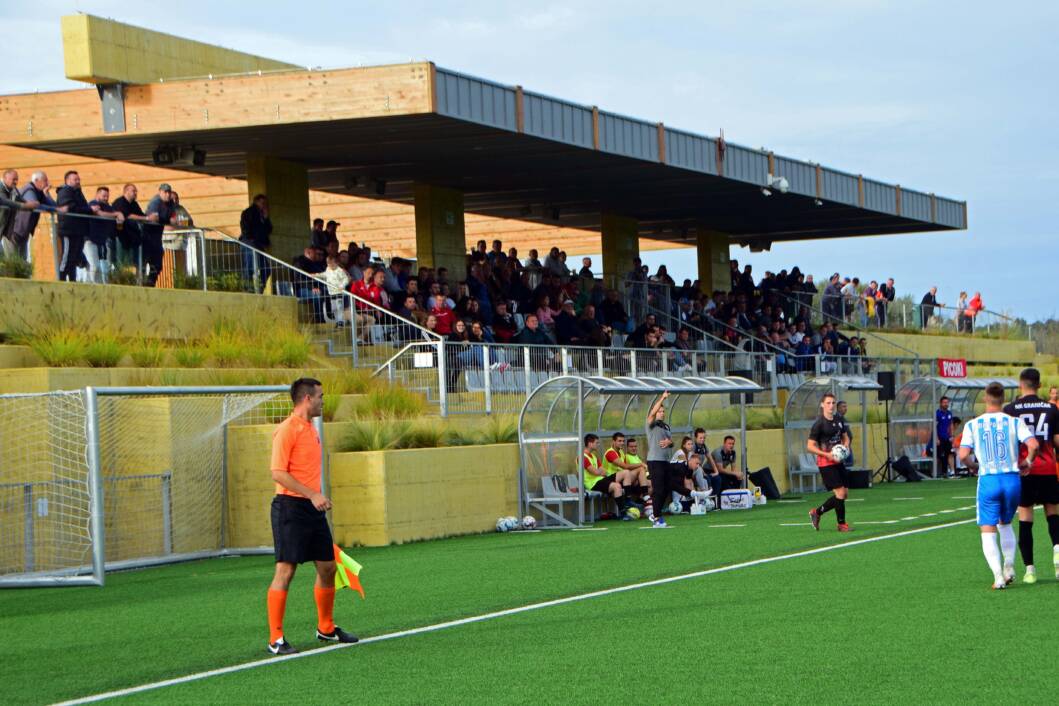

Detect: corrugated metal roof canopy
[558, 375, 763, 395]
[911, 377, 1018, 389]
[12, 65, 966, 244]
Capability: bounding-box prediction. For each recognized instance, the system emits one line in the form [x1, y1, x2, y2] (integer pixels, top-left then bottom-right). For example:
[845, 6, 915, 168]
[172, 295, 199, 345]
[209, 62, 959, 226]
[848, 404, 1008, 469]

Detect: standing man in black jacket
[240, 194, 273, 293]
[143, 184, 176, 286]
[56, 171, 93, 281]
[8, 171, 50, 260]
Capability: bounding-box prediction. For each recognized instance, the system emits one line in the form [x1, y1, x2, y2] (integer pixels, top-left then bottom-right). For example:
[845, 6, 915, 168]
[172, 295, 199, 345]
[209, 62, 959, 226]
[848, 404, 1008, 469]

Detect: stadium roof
[0, 62, 967, 246]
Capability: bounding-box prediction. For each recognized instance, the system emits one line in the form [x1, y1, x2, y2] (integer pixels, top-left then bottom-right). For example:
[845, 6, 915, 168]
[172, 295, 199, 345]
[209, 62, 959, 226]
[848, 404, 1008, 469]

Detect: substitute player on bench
[1003, 368, 1059, 584]
[808, 392, 852, 532]
[266, 378, 358, 655]
[960, 382, 1038, 589]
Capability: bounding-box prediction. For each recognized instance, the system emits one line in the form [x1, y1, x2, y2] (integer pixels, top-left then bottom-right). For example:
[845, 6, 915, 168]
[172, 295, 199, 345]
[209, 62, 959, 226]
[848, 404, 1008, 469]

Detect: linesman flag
[334, 544, 365, 600]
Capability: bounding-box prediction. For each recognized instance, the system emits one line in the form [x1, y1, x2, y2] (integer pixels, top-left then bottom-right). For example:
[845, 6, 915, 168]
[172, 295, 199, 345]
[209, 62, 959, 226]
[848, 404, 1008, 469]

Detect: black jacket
[240, 205, 273, 250]
[56, 185, 91, 238]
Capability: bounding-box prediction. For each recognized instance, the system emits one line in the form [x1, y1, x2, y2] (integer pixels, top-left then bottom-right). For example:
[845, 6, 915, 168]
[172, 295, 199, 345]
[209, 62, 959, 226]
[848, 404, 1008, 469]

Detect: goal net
[0, 387, 297, 587]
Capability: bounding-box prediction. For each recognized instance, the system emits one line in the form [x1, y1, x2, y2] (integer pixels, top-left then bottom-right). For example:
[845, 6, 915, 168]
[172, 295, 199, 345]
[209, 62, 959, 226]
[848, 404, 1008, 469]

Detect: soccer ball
[668, 501, 684, 515]
[521, 515, 537, 530]
[496, 516, 519, 532]
[831, 444, 850, 462]
[625, 506, 641, 520]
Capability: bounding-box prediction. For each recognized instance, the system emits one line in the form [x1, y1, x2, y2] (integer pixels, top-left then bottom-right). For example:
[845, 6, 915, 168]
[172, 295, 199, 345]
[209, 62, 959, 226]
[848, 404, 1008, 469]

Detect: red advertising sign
[938, 358, 967, 378]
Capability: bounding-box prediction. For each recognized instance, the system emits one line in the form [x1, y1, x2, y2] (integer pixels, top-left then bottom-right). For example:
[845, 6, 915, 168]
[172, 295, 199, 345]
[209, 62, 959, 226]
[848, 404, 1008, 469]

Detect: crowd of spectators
[0, 168, 193, 286]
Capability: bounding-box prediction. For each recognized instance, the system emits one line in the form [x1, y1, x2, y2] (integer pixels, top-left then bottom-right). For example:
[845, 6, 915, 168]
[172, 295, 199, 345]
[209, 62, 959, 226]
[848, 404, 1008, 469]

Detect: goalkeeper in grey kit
[807, 392, 853, 532]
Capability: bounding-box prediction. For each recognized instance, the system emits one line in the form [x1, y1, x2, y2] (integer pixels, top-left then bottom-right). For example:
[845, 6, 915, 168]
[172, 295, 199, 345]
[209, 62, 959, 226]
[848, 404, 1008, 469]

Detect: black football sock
[816, 495, 838, 515]
[836, 499, 846, 524]
[1047, 515, 1059, 547]
[1019, 520, 1034, 567]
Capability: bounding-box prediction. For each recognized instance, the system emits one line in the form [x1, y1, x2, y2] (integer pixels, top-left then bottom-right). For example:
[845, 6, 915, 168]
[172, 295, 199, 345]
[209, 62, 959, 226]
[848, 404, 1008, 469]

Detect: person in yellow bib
[602, 432, 653, 520]
[582, 433, 630, 518]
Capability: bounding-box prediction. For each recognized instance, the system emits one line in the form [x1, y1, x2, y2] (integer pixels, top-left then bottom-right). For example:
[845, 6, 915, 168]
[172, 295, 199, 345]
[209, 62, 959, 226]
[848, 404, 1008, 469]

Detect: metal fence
[376, 340, 778, 416]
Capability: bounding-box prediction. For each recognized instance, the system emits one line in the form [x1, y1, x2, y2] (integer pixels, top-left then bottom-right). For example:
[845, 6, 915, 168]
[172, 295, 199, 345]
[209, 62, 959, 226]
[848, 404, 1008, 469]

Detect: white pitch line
[953, 496, 976, 499]
[777, 500, 803, 504]
[709, 524, 746, 528]
[54, 518, 975, 706]
[637, 526, 673, 530]
[779, 522, 810, 526]
[894, 497, 924, 501]
[572, 527, 608, 532]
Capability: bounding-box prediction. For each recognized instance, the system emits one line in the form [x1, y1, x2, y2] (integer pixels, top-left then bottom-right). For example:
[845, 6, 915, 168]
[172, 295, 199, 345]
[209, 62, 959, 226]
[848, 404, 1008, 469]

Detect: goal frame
[0, 385, 325, 588]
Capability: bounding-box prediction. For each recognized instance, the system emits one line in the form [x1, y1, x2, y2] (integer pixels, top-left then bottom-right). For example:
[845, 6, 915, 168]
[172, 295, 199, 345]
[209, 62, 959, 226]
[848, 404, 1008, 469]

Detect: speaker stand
[873, 399, 893, 483]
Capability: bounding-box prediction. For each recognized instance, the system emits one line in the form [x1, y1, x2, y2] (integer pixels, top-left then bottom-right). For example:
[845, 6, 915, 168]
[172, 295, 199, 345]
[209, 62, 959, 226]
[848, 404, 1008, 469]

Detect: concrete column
[245, 155, 309, 264]
[414, 183, 466, 279]
[696, 228, 731, 294]
[600, 212, 639, 285]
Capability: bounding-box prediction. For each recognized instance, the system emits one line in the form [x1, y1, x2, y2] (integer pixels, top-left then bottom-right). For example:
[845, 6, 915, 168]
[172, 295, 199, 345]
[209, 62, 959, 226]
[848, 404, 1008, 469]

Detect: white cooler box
[720, 489, 754, 510]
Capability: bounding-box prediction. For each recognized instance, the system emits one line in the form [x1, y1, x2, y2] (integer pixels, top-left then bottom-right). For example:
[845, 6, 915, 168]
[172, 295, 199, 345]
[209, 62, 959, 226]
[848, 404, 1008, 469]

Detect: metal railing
[810, 291, 1030, 340]
[375, 340, 778, 416]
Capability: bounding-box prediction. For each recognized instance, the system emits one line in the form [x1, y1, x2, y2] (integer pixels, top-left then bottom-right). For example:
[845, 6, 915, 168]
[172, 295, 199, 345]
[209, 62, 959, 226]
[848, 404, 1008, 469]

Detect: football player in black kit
[808, 392, 852, 532]
[1003, 368, 1059, 584]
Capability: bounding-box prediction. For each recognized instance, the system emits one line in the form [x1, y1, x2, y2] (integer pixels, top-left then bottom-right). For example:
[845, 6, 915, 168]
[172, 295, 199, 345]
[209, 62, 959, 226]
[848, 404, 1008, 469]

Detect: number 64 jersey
[1003, 394, 1059, 476]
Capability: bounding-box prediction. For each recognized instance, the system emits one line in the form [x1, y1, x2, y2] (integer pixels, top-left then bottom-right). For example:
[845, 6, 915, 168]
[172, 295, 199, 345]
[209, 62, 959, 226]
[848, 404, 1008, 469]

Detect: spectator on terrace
[578, 257, 594, 279]
[491, 301, 518, 343]
[514, 312, 554, 345]
[525, 248, 542, 269]
[956, 291, 970, 333]
[862, 280, 879, 327]
[7, 170, 48, 260]
[507, 247, 523, 272]
[324, 254, 352, 325]
[627, 313, 658, 348]
[878, 277, 895, 327]
[110, 183, 147, 267]
[840, 277, 859, 321]
[429, 293, 455, 335]
[673, 327, 695, 370]
[1048, 387, 1058, 408]
[171, 191, 193, 227]
[86, 186, 123, 284]
[737, 264, 755, 296]
[0, 169, 38, 259]
[554, 300, 582, 345]
[323, 221, 340, 250]
[309, 218, 326, 249]
[919, 286, 941, 328]
[486, 239, 504, 265]
[239, 193, 272, 292]
[396, 294, 426, 328]
[535, 294, 560, 329]
[293, 246, 324, 274]
[711, 435, 743, 490]
[454, 296, 484, 326]
[966, 291, 984, 332]
[542, 246, 565, 278]
[651, 264, 675, 287]
[578, 304, 610, 347]
[470, 239, 488, 263]
[56, 170, 93, 282]
[822, 274, 842, 321]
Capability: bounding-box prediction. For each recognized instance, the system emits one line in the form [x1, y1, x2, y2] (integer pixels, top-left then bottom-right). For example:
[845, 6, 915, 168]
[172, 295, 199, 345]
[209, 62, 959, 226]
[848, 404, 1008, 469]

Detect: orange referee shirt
[271, 414, 322, 498]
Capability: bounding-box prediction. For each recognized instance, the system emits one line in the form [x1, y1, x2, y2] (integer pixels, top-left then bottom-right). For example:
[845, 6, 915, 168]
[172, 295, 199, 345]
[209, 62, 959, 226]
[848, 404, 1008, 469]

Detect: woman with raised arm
[646, 390, 675, 528]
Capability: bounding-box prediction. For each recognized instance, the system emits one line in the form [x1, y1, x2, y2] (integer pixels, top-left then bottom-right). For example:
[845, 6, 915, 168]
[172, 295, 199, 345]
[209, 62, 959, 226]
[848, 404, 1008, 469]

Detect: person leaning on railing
[0, 169, 43, 260]
[142, 183, 178, 287]
[86, 186, 123, 284]
[55, 171, 93, 282]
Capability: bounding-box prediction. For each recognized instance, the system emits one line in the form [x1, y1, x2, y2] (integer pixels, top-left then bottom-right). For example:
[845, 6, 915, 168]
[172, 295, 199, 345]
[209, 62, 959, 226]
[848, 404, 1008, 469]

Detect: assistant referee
[266, 378, 357, 655]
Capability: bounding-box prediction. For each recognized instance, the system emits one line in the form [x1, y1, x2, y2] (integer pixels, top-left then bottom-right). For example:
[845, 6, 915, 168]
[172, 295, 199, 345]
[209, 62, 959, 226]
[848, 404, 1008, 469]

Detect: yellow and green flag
[333, 543, 365, 600]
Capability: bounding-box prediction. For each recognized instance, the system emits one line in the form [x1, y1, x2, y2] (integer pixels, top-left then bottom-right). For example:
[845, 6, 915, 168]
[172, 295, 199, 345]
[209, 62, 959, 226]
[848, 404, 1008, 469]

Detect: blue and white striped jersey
[959, 412, 1032, 475]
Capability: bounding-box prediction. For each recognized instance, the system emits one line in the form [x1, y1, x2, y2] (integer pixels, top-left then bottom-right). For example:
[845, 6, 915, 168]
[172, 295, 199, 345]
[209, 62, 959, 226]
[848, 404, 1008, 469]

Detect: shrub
[83, 334, 127, 368]
[473, 415, 519, 445]
[27, 329, 88, 366]
[340, 417, 413, 452]
[173, 345, 207, 368]
[207, 273, 252, 293]
[0, 255, 32, 279]
[129, 338, 166, 367]
[318, 369, 377, 396]
[172, 272, 203, 290]
[353, 386, 426, 419]
[108, 267, 139, 286]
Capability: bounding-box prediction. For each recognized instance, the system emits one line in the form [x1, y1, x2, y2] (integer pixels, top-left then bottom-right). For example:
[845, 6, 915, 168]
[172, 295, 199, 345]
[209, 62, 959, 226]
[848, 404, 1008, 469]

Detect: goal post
[0, 385, 322, 588]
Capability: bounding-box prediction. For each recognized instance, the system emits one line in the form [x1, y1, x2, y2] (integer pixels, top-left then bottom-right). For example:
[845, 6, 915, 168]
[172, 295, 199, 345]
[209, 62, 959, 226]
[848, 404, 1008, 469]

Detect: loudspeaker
[729, 369, 754, 405]
[749, 467, 782, 500]
[893, 455, 921, 482]
[846, 469, 871, 489]
[877, 371, 896, 401]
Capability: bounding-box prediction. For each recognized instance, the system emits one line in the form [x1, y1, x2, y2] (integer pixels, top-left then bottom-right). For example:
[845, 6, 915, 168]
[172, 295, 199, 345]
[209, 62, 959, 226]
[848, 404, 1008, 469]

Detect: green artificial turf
[2, 480, 1054, 704]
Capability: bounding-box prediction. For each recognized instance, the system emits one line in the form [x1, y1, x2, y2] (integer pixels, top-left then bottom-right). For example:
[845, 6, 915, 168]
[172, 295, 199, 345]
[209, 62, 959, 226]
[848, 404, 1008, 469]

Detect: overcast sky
[7, 1, 1058, 320]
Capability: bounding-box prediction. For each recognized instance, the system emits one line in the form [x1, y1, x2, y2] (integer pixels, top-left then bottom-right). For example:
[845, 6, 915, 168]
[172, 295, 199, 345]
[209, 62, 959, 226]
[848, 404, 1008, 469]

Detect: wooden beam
[0, 63, 434, 144]
[815, 165, 822, 198]
[657, 123, 666, 164]
[857, 175, 864, 207]
[591, 106, 600, 150]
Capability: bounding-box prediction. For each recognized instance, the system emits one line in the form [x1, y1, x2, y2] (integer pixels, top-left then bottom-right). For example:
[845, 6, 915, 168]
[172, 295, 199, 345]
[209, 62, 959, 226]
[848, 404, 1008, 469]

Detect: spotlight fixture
[760, 187, 772, 197]
[766, 174, 789, 193]
[813, 198, 823, 207]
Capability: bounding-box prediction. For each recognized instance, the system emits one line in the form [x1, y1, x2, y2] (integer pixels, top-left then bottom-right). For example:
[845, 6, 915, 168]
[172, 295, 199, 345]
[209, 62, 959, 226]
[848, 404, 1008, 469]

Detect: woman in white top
[669, 436, 695, 507]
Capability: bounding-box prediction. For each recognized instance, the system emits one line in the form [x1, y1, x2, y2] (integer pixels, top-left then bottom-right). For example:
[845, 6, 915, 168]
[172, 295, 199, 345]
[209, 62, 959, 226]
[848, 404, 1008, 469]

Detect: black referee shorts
[271, 495, 334, 564]
[819, 464, 848, 491]
[1019, 474, 1059, 507]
